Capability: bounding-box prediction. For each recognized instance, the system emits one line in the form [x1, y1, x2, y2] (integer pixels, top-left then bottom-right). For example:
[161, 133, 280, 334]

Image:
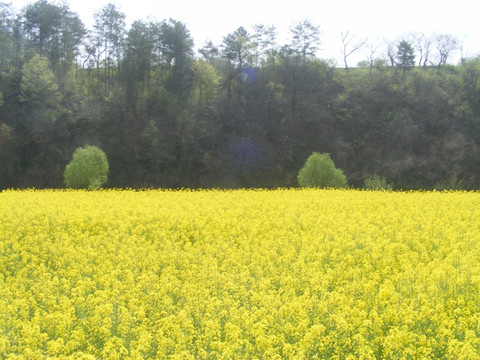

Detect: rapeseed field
[1, 189, 479, 359]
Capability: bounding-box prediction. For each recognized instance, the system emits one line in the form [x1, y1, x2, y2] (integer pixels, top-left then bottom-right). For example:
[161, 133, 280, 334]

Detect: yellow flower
[0, 189, 479, 358]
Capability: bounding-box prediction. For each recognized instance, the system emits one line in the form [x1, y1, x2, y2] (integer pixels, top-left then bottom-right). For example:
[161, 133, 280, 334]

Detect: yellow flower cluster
[1, 189, 480, 359]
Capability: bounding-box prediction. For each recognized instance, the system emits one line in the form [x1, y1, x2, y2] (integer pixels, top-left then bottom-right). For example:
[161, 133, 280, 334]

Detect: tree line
[1, 0, 479, 190]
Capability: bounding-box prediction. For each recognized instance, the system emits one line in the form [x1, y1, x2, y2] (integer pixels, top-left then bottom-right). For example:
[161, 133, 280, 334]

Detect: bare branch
[340, 30, 365, 70]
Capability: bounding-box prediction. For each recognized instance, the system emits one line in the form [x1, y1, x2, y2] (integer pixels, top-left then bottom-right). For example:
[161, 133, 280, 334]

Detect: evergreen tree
[396, 40, 415, 76]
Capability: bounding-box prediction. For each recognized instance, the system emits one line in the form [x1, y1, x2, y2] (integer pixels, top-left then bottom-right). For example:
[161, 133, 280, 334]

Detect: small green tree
[297, 152, 347, 188]
[64, 145, 109, 189]
[363, 174, 393, 190]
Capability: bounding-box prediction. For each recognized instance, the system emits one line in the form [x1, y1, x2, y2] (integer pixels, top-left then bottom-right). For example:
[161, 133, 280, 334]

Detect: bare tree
[386, 41, 397, 67]
[456, 35, 469, 64]
[434, 33, 458, 67]
[363, 37, 381, 74]
[412, 32, 433, 68]
[340, 30, 365, 70]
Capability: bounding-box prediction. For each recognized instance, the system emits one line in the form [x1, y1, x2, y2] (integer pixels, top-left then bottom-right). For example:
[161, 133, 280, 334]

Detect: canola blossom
[1, 189, 480, 359]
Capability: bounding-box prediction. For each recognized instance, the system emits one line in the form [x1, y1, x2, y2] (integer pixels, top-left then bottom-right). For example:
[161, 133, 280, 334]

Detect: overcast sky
[13, 0, 480, 65]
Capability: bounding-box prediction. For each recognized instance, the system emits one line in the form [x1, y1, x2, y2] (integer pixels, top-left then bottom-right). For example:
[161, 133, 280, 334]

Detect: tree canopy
[64, 145, 109, 189]
[297, 153, 347, 188]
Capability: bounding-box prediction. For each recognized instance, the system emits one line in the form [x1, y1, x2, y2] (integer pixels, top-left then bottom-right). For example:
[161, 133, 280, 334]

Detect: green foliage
[23, 0, 86, 70]
[297, 152, 347, 188]
[0, 122, 13, 144]
[192, 60, 220, 105]
[434, 174, 463, 191]
[20, 54, 60, 106]
[289, 19, 321, 65]
[396, 40, 415, 70]
[64, 145, 109, 190]
[364, 174, 393, 190]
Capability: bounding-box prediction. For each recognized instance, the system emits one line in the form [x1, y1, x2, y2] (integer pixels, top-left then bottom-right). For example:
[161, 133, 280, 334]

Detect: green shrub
[363, 174, 393, 190]
[64, 145, 109, 190]
[297, 152, 347, 188]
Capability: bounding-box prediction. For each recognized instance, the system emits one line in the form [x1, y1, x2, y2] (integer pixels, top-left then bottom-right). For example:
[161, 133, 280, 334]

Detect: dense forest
[1, 0, 479, 189]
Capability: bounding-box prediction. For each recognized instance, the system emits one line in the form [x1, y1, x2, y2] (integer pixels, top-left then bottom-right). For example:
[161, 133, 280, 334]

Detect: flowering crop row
[1, 189, 479, 359]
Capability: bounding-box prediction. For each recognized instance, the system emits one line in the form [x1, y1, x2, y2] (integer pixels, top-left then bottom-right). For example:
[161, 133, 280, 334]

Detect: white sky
[13, 0, 480, 65]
